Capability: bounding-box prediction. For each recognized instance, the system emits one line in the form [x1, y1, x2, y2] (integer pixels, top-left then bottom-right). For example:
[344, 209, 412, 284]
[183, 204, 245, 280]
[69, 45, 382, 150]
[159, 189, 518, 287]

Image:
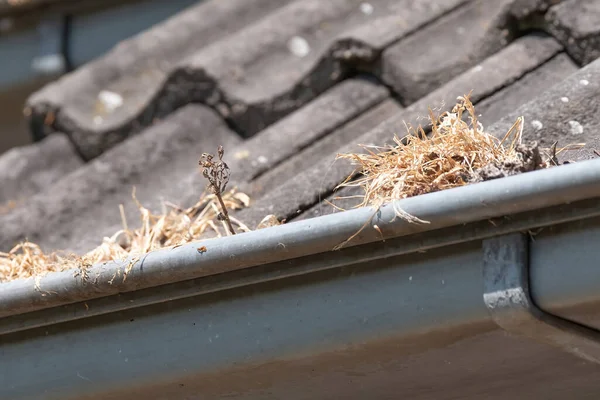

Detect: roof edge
[1, 158, 600, 319]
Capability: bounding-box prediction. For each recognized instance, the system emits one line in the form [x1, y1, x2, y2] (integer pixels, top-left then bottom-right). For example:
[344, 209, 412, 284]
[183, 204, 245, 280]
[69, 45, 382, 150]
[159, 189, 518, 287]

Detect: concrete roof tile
[234, 35, 564, 228]
[545, 0, 600, 65]
[0, 133, 82, 205]
[26, 0, 463, 160]
[3, 0, 600, 256]
[0, 104, 240, 252]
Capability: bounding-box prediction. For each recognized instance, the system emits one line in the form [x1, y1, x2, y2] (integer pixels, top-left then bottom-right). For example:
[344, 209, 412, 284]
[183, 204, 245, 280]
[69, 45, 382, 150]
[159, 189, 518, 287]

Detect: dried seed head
[199, 146, 235, 235]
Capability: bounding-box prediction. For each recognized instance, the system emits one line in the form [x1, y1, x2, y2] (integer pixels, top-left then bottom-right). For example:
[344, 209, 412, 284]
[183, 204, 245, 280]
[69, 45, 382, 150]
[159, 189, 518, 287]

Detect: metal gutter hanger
[483, 233, 600, 364]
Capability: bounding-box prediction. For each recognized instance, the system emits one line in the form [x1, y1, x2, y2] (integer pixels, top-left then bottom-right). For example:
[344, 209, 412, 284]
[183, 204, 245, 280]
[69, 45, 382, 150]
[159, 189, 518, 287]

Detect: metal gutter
[2, 159, 600, 399]
[2, 240, 494, 399]
[2, 158, 600, 322]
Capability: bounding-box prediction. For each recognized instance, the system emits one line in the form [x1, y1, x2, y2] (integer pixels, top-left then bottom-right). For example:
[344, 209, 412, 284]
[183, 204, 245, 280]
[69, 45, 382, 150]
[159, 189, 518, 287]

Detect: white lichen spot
[409, 276, 413, 281]
[560, 97, 569, 103]
[531, 120, 543, 131]
[580, 79, 589, 86]
[93, 116, 103, 125]
[257, 155, 268, 164]
[568, 120, 584, 135]
[234, 150, 250, 160]
[288, 36, 310, 58]
[98, 90, 123, 113]
[473, 65, 483, 72]
[359, 2, 374, 15]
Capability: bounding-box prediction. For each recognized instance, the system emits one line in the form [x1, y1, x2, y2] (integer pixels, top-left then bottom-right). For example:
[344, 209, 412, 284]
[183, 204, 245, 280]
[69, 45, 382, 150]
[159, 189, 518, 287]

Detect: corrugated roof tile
[488, 57, 600, 161]
[476, 52, 578, 127]
[545, 0, 600, 65]
[3, 0, 600, 258]
[381, 0, 515, 104]
[26, 0, 464, 160]
[232, 35, 563, 228]
[26, 0, 294, 159]
[0, 105, 240, 252]
[304, 50, 580, 220]
[0, 133, 82, 205]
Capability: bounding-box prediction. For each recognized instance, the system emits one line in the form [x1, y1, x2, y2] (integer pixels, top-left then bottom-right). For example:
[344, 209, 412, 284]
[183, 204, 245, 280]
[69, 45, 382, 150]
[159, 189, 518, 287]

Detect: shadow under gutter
[2, 159, 600, 398]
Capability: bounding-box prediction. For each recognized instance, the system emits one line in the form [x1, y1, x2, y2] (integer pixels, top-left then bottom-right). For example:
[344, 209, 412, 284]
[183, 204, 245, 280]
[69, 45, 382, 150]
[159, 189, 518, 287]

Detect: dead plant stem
[215, 189, 236, 235]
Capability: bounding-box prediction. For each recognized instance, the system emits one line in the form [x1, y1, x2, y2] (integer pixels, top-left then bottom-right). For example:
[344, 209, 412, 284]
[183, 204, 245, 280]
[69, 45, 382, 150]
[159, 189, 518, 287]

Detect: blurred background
[0, 0, 198, 155]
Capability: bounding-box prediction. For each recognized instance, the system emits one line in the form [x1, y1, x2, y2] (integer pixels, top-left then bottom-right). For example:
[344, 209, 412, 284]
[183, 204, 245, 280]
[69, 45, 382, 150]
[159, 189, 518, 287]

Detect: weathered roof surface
[26, 0, 464, 160]
[0, 133, 81, 205]
[1, 0, 600, 256]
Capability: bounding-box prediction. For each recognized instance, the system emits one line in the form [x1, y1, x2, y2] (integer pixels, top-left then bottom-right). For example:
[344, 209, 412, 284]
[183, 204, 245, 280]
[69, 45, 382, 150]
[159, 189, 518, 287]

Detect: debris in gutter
[0, 97, 588, 283]
[335, 94, 584, 210]
[0, 147, 254, 284]
[331, 94, 584, 249]
[256, 214, 283, 230]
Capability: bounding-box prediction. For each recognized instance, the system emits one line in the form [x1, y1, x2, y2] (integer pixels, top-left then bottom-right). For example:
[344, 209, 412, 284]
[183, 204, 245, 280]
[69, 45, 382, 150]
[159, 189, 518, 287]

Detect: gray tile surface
[3, 2, 600, 398]
[0, 105, 240, 252]
[381, 0, 513, 104]
[2, 0, 600, 256]
[545, 0, 600, 65]
[234, 35, 563, 228]
[0, 134, 82, 205]
[25, 0, 466, 160]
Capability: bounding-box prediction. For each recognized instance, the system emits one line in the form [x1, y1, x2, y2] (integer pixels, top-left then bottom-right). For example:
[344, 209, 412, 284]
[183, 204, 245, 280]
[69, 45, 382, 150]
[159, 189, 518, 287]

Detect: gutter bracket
[482, 232, 600, 364]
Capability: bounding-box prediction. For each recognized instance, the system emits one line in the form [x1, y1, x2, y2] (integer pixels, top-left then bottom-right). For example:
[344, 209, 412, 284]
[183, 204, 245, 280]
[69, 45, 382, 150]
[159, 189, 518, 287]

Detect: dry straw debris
[335, 94, 582, 211]
[0, 97, 584, 283]
[0, 146, 253, 284]
[331, 94, 583, 249]
[0, 188, 251, 284]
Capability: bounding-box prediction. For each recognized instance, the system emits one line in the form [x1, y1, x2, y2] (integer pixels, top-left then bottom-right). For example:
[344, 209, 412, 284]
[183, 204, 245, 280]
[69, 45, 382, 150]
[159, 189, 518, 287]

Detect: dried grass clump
[0, 188, 251, 284]
[336, 94, 580, 211]
[0, 242, 69, 284]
